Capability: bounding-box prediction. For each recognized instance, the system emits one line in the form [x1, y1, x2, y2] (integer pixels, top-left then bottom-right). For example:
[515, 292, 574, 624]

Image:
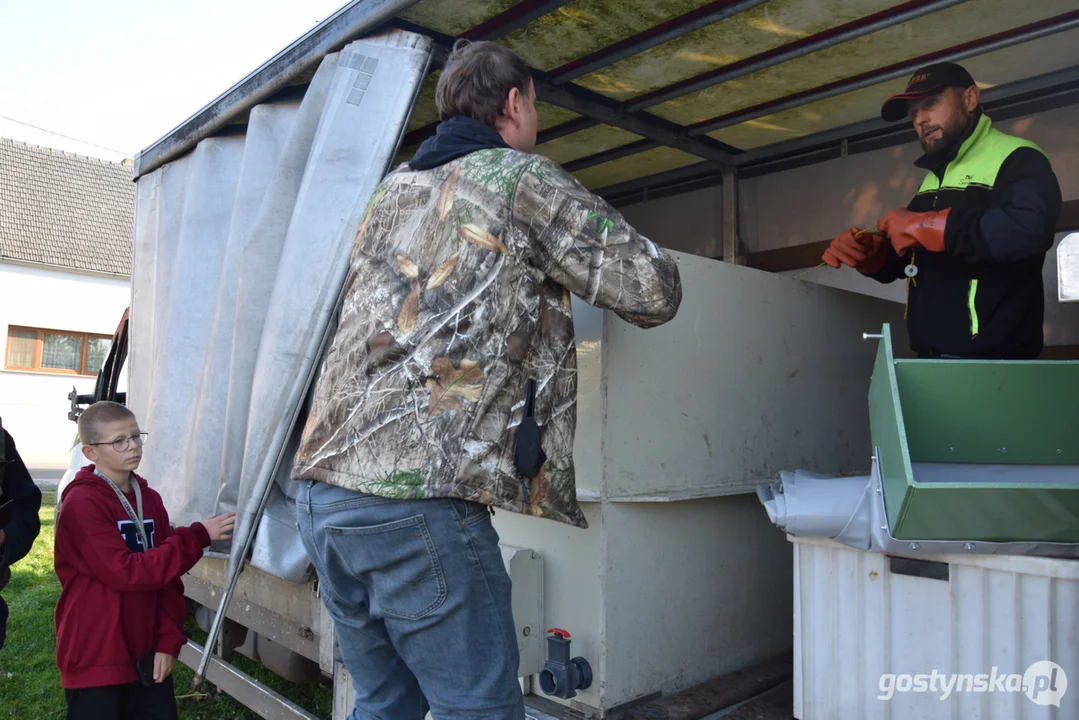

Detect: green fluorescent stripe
[969, 279, 979, 337]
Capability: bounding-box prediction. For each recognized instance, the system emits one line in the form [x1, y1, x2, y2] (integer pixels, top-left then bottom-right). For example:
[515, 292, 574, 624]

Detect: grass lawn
[0, 491, 333, 719]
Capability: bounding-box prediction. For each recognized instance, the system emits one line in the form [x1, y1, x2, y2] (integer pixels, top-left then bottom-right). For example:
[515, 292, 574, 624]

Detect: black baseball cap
[880, 62, 977, 122]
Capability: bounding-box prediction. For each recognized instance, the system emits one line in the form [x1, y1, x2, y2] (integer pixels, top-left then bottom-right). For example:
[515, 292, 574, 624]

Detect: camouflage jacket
[292, 149, 681, 528]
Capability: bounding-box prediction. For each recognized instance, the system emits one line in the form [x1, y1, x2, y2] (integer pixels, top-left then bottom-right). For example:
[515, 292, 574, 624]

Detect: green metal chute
[759, 323, 1079, 553]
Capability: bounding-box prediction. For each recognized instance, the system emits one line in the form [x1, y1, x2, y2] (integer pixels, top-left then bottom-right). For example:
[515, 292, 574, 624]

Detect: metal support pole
[722, 167, 739, 264]
[179, 642, 319, 720]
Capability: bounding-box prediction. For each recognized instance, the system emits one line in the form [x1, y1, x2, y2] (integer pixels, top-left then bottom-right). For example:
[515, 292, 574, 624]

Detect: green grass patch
[1, 491, 64, 717]
[0, 491, 332, 719]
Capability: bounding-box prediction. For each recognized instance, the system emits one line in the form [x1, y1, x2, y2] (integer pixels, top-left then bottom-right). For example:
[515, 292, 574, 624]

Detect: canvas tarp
[128, 30, 434, 583]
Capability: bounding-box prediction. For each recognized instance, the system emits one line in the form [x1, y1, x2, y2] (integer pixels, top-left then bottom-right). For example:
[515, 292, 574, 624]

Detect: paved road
[30, 468, 64, 492]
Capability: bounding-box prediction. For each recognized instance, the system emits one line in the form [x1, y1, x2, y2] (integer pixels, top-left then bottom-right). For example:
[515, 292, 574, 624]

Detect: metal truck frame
[64, 2, 1079, 718]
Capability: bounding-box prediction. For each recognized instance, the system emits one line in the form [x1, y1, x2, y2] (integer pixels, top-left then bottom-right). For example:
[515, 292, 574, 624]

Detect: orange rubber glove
[822, 227, 888, 274]
[878, 208, 950, 256]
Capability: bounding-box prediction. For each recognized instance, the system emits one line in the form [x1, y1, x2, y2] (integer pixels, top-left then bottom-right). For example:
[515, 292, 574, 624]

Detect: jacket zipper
[968, 279, 979, 339]
[930, 177, 978, 340]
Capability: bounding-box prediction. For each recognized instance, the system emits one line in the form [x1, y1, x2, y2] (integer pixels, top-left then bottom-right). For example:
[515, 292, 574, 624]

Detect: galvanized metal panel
[597, 252, 906, 500]
[600, 497, 794, 711]
[573, 0, 898, 101]
[652, 0, 1078, 126]
[709, 26, 1079, 149]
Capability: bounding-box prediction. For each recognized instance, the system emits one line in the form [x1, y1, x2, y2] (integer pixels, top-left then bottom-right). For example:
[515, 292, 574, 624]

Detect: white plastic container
[792, 536, 1079, 720]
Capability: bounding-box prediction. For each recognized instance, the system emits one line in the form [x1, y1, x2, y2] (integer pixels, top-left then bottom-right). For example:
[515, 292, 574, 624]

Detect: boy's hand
[153, 652, 176, 683]
[202, 512, 237, 542]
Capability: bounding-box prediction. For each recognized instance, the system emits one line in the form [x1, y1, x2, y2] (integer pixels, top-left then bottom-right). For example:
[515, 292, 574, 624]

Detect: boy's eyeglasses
[86, 432, 149, 453]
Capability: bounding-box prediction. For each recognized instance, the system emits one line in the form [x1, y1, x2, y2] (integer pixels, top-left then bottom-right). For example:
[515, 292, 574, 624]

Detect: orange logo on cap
[907, 73, 928, 89]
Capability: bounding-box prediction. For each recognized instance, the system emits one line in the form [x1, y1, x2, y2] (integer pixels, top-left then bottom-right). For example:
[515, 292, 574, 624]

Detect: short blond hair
[77, 401, 136, 444]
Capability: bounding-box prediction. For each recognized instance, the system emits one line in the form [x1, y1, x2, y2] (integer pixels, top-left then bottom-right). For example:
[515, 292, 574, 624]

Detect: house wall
[0, 262, 129, 469]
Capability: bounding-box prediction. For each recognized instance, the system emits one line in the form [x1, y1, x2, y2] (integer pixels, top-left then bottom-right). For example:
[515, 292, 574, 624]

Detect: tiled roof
[0, 138, 134, 277]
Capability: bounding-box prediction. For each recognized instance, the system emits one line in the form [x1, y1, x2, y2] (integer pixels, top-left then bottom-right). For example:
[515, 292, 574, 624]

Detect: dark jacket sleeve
[864, 243, 909, 284]
[943, 147, 1062, 264]
[0, 430, 43, 571]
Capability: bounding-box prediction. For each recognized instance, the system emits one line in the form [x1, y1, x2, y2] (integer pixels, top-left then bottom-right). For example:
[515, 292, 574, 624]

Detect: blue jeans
[296, 480, 525, 720]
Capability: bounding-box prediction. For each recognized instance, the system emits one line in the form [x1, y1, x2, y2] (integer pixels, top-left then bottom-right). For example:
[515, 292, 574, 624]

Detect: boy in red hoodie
[54, 401, 235, 719]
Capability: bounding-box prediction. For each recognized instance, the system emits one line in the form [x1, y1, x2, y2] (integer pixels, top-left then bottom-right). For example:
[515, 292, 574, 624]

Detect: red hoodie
[54, 465, 211, 689]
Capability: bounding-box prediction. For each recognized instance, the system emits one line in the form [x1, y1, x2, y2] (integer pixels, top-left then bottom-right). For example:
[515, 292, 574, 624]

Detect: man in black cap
[823, 61, 1062, 359]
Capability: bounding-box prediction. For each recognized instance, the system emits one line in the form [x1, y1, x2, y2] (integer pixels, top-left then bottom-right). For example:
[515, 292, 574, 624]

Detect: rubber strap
[95, 469, 150, 552]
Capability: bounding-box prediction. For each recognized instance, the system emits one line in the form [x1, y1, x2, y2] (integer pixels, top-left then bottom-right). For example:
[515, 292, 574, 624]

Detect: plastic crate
[792, 535, 1079, 719]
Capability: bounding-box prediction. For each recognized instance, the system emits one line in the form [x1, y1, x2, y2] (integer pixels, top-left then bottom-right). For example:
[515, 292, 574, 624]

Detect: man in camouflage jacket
[293, 40, 681, 719]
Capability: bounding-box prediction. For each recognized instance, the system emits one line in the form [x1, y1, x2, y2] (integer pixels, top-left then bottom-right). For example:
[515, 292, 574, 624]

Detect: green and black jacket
[868, 112, 1062, 359]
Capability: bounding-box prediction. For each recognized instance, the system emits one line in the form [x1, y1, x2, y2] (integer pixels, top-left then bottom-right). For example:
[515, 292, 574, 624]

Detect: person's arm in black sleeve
[864, 242, 909, 283]
[0, 430, 43, 571]
[944, 148, 1062, 264]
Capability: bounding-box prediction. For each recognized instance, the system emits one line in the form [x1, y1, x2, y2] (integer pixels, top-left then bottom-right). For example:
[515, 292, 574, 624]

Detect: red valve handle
[547, 627, 571, 639]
